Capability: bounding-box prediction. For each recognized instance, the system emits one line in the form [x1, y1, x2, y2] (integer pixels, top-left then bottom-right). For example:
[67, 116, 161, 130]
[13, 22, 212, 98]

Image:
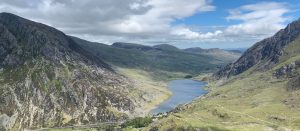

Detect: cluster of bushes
[184, 75, 193, 79]
[121, 116, 153, 128]
[287, 76, 300, 91]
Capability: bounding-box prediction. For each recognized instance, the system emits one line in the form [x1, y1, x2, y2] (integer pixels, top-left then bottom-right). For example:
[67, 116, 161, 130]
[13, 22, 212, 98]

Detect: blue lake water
[150, 79, 208, 114]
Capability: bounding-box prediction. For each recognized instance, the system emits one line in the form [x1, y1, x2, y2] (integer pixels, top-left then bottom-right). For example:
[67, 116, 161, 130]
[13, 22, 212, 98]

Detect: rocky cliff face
[214, 18, 300, 79]
[0, 13, 135, 130]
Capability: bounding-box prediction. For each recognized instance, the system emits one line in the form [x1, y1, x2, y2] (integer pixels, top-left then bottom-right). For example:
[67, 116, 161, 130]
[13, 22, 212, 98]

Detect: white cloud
[0, 0, 215, 43]
[0, 0, 151, 35]
[171, 2, 292, 45]
[171, 27, 222, 39]
[0, 1, 293, 48]
[225, 2, 290, 37]
[111, 0, 215, 34]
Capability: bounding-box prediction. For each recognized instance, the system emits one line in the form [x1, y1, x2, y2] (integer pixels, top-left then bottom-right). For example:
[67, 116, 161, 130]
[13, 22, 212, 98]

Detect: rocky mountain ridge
[0, 13, 135, 130]
[214, 18, 300, 79]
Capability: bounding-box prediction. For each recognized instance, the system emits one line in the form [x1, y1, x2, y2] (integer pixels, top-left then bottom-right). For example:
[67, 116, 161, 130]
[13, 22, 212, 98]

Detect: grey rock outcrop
[273, 61, 300, 79]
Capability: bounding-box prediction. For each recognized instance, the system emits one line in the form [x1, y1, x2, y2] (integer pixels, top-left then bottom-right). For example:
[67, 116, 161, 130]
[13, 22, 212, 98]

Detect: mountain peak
[0, 12, 19, 18]
[0, 12, 34, 25]
[0, 13, 110, 69]
[153, 44, 179, 51]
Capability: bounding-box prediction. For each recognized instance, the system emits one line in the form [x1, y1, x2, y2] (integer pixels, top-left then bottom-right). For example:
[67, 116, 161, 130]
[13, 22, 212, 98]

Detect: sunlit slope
[144, 19, 300, 131]
[145, 41, 300, 131]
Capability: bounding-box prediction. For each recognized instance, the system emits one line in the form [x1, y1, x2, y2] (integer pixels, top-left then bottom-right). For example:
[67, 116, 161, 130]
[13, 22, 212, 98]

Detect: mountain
[215, 18, 300, 79]
[225, 48, 247, 53]
[112, 42, 154, 51]
[112, 43, 180, 52]
[72, 37, 232, 75]
[144, 18, 300, 130]
[184, 47, 242, 62]
[153, 44, 180, 51]
[0, 13, 137, 130]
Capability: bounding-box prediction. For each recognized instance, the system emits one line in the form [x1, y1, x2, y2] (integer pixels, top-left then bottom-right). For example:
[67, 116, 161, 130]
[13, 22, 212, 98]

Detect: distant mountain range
[224, 48, 247, 53]
[72, 37, 241, 75]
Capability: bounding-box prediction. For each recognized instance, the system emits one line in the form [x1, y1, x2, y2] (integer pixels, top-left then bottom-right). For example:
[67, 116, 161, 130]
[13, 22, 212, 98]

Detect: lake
[150, 79, 208, 114]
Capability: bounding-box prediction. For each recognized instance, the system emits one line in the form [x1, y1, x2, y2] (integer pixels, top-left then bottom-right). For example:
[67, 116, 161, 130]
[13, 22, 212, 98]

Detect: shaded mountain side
[227, 49, 243, 54]
[0, 13, 135, 130]
[112, 42, 154, 51]
[184, 47, 242, 62]
[153, 44, 180, 51]
[225, 48, 247, 53]
[214, 18, 300, 79]
[72, 37, 229, 75]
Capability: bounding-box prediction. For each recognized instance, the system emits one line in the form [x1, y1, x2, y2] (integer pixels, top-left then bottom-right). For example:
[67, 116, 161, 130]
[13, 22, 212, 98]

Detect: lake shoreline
[150, 79, 208, 115]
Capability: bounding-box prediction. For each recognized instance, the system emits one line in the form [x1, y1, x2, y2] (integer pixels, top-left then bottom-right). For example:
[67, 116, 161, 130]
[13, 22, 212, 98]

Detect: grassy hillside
[72, 37, 230, 75]
[144, 73, 299, 130]
[142, 35, 300, 131]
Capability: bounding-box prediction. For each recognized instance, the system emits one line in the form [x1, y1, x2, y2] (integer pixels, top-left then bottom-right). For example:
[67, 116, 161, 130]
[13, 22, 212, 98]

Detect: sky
[0, 0, 299, 49]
